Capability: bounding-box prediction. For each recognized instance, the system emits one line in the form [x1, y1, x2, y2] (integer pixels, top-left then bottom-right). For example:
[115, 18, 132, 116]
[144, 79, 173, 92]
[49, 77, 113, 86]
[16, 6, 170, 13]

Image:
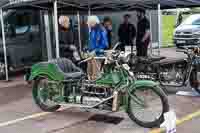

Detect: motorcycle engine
[79, 81, 113, 109]
[160, 62, 185, 83]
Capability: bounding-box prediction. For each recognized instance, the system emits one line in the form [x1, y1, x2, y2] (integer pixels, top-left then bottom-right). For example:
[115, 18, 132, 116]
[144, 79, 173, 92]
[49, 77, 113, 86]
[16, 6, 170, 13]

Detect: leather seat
[49, 58, 84, 80]
[138, 56, 166, 64]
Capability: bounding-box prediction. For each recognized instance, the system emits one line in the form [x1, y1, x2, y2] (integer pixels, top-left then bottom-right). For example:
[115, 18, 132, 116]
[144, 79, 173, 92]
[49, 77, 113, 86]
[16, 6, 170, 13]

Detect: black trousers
[136, 43, 148, 57]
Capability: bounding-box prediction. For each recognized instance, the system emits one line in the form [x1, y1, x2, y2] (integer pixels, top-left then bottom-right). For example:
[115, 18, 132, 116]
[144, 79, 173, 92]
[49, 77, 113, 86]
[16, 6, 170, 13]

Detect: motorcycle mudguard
[133, 80, 159, 89]
[29, 63, 64, 81]
[122, 80, 160, 110]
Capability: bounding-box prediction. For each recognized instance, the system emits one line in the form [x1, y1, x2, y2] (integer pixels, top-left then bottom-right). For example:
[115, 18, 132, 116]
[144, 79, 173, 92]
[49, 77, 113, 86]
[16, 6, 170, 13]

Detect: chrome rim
[37, 78, 57, 107]
[130, 88, 163, 123]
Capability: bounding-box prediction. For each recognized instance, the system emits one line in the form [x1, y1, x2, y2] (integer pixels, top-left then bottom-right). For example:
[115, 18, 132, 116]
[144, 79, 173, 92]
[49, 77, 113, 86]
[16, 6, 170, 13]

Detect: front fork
[183, 62, 194, 85]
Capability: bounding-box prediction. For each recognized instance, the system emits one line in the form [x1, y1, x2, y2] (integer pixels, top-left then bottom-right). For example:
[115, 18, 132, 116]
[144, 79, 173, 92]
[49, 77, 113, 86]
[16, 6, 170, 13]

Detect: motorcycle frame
[34, 61, 156, 111]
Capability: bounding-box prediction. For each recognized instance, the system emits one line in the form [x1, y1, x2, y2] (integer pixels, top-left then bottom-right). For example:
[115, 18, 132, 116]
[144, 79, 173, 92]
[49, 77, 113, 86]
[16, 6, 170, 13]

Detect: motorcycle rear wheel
[32, 76, 61, 112]
[127, 86, 169, 128]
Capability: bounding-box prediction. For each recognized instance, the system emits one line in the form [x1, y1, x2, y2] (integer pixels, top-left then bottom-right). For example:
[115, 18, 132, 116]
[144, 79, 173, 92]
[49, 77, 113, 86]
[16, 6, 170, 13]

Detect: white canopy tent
[1, 0, 200, 80]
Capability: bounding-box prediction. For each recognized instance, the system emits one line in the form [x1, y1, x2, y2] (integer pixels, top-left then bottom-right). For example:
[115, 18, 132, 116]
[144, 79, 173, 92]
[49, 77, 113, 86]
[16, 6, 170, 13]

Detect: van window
[192, 19, 200, 25]
[182, 15, 200, 25]
[13, 12, 31, 35]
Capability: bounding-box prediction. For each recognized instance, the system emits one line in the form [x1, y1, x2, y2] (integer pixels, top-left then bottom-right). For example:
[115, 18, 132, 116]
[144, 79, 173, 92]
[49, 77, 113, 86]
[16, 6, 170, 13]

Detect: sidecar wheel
[32, 77, 61, 112]
[127, 86, 169, 128]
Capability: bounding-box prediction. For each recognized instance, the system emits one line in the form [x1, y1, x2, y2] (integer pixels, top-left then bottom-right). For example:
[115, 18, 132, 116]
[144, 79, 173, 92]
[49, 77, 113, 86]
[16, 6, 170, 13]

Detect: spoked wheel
[190, 69, 200, 94]
[32, 77, 61, 112]
[127, 86, 169, 128]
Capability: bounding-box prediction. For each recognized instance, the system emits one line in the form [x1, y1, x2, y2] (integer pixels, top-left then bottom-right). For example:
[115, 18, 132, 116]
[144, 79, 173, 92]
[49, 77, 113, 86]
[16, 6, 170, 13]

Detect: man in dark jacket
[136, 9, 151, 57]
[118, 14, 136, 51]
[59, 16, 80, 62]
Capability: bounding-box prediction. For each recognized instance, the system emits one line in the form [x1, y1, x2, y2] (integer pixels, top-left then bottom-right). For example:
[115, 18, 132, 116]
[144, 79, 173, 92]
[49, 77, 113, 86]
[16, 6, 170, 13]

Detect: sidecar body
[28, 58, 84, 81]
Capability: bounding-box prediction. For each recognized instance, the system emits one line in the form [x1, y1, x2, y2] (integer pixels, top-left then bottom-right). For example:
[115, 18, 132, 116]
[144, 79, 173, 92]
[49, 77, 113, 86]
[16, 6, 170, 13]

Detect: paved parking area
[0, 76, 199, 133]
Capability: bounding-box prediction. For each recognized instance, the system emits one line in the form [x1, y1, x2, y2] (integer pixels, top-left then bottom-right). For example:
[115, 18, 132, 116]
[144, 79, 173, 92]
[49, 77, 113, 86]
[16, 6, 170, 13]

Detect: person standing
[58, 16, 80, 62]
[118, 14, 136, 51]
[87, 16, 108, 80]
[87, 16, 108, 55]
[103, 17, 113, 49]
[136, 9, 151, 57]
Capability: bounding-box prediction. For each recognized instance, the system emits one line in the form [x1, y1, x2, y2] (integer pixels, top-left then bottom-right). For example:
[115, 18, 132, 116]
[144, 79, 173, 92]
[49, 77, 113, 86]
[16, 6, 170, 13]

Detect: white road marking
[0, 107, 68, 128]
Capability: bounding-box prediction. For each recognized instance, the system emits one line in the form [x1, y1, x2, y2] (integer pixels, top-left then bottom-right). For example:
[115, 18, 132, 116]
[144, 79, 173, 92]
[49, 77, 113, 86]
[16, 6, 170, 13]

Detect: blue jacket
[88, 25, 108, 55]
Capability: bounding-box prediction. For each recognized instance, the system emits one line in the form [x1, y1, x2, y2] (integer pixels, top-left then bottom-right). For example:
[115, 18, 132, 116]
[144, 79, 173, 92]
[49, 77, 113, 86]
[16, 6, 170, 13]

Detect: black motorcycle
[128, 46, 200, 94]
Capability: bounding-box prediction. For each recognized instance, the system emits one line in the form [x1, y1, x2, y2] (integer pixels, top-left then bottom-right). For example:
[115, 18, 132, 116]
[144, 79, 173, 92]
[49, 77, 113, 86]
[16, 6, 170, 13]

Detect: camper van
[0, 10, 43, 77]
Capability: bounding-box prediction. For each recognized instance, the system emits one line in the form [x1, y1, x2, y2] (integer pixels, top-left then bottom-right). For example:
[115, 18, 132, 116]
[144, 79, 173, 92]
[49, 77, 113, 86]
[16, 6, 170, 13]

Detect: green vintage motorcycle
[28, 50, 169, 128]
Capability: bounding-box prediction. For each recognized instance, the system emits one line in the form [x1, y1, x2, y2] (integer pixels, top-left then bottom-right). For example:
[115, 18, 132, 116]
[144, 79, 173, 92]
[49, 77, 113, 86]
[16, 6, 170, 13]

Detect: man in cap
[118, 14, 136, 51]
[136, 8, 151, 57]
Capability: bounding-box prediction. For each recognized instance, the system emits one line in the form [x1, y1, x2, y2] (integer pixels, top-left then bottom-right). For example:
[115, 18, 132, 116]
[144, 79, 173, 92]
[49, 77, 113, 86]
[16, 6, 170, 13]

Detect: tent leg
[0, 9, 8, 81]
[88, 8, 91, 16]
[149, 10, 153, 55]
[157, 3, 161, 57]
[88, 9, 91, 45]
[77, 11, 82, 53]
[54, 0, 60, 58]
[44, 11, 53, 61]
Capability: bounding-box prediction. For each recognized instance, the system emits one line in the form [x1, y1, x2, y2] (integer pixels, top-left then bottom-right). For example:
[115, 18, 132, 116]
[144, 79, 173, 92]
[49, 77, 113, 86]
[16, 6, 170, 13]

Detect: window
[182, 15, 200, 25]
[192, 19, 200, 25]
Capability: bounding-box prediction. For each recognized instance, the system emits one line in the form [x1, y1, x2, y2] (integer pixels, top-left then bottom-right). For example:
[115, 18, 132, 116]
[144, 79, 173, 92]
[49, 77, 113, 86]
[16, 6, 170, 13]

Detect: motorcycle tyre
[127, 86, 169, 128]
[32, 77, 61, 112]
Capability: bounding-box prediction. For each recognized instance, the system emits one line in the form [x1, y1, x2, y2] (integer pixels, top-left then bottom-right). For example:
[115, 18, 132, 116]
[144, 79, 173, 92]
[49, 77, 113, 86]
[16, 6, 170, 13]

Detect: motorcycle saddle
[138, 56, 166, 64]
[50, 58, 84, 80]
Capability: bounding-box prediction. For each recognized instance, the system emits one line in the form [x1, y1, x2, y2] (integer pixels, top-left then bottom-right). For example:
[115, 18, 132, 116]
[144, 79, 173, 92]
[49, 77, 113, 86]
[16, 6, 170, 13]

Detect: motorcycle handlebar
[176, 48, 195, 60]
[176, 50, 188, 54]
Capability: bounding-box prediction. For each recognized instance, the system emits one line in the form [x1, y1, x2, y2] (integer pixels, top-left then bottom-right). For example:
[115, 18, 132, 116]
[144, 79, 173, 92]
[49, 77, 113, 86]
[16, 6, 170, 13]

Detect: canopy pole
[88, 8, 91, 44]
[77, 11, 82, 53]
[53, 0, 60, 58]
[157, 3, 161, 56]
[0, 9, 8, 81]
[88, 8, 91, 16]
[44, 11, 53, 61]
[149, 10, 153, 55]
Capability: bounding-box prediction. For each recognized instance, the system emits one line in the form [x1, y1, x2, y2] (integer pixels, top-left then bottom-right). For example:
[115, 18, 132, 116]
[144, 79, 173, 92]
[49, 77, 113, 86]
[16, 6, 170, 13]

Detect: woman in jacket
[87, 16, 108, 56]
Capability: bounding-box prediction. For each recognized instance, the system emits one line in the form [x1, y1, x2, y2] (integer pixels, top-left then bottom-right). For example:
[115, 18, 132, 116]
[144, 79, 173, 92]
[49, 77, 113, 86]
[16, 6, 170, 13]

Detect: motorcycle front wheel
[127, 86, 169, 128]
